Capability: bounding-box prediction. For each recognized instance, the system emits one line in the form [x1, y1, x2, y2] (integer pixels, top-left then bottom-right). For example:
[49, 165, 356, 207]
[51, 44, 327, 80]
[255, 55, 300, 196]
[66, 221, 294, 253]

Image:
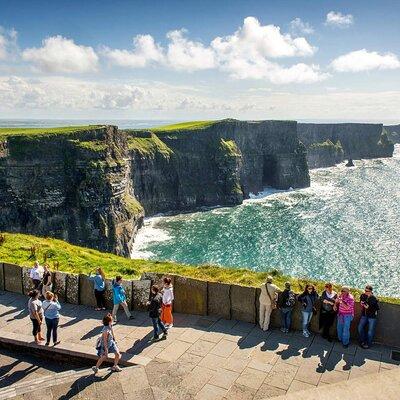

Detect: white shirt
[259, 283, 280, 305]
[29, 266, 43, 281]
[162, 287, 174, 305]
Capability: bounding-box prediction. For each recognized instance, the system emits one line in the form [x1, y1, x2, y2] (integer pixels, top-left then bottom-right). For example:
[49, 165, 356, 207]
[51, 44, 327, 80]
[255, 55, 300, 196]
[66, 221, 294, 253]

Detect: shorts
[97, 341, 119, 356]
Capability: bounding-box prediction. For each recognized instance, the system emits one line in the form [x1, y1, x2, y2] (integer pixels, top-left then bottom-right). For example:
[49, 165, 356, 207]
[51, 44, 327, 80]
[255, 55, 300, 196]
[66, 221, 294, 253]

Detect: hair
[163, 277, 172, 285]
[341, 286, 350, 293]
[284, 281, 291, 289]
[151, 285, 159, 294]
[34, 261, 39, 267]
[266, 276, 273, 284]
[103, 314, 112, 326]
[365, 285, 373, 291]
[325, 282, 332, 289]
[43, 263, 49, 269]
[98, 268, 106, 281]
[302, 283, 316, 296]
[115, 275, 122, 282]
[45, 291, 54, 301]
[28, 289, 40, 298]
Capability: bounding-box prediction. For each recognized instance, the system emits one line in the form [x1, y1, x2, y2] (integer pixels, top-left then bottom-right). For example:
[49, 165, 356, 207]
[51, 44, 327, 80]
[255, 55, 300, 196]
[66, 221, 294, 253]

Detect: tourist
[92, 313, 121, 374]
[42, 291, 61, 346]
[319, 283, 337, 341]
[298, 284, 319, 338]
[335, 286, 355, 348]
[147, 285, 168, 341]
[259, 276, 281, 331]
[161, 277, 174, 328]
[28, 289, 44, 344]
[90, 268, 106, 311]
[29, 261, 43, 290]
[111, 276, 134, 323]
[277, 282, 296, 333]
[358, 285, 380, 349]
[41, 264, 52, 298]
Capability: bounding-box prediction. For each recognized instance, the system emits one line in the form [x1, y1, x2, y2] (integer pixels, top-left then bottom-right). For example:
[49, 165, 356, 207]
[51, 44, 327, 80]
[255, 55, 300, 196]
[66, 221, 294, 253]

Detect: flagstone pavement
[0, 291, 399, 399]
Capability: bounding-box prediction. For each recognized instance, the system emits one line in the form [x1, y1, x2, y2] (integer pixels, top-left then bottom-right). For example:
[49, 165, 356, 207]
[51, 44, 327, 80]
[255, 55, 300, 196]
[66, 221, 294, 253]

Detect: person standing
[298, 284, 319, 338]
[259, 276, 281, 331]
[335, 286, 355, 348]
[29, 261, 43, 290]
[111, 276, 134, 323]
[28, 289, 44, 344]
[161, 277, 174, 328]
[358, 285, 379, 349]
[90, 268, 106, 311]
[92, 314, 121, 374]
[319, 283, 337, 341]
[147, 285, 168, 341]
[278, 282, 296, 333]
[42, 291, 61, 346]
[41, 264, 52, 298]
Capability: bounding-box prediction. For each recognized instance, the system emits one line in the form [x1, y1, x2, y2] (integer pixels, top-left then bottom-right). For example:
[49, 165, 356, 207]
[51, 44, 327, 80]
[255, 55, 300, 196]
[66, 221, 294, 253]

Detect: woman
[29, 261, 43, 290]
[161, 277, 174, 328]
[90, 268, 106, 311]
[41, 264, 52, 298]
[335, 286, 355, 348]
[92, 314, 121, 374]
[358, 285, 379, 349]
[147, 285, 168, 341]
[42, 291, 61, 346]
[319, 283, 337, 341]
[298, 284, 319, 338]
[27, 289, 44, 343]
[112, 276, 133, 323]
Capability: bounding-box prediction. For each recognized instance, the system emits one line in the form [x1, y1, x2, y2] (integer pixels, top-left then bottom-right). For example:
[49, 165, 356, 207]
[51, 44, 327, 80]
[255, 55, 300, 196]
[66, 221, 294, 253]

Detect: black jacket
[360, 294, 379, 318]
[148, 293, 162, 318]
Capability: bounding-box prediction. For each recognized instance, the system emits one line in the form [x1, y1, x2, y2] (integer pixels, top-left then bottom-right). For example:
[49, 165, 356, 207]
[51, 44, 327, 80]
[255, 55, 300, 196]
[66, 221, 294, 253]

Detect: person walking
[28, 289, 44, 344]
[278, 282, 296, 333]
[298, 284, 319, 338]
[259, 276, 281, 331]
[335, 286, 355, 348]
[90, 268, 106, 311]
[161, 277, 174, 329]
[42, 291, 61, 346]
[29, 261, 43, 290]
[319, 283, 337, 341]
[92, 314, 121, 374]
[41, 264, 52, 298]
[147, 285, 168, 341]
[358, 285, 379, 349]
[111, 276, 134, 323]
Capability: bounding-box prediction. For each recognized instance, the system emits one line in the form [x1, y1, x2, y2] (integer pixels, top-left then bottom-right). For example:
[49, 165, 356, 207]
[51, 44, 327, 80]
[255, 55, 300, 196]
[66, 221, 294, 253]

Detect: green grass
[309, 139, 343, 152]
[151, 120, 217, 132]
[0, 232, 398, 304]
[128, 134, 173, 158]
[220, 139, 241, 157]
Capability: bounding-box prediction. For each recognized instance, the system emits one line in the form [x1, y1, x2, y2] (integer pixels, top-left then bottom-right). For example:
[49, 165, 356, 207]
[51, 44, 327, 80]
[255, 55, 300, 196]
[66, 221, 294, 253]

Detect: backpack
[95, 336, 102, 350]
[285, 291, 296, 308]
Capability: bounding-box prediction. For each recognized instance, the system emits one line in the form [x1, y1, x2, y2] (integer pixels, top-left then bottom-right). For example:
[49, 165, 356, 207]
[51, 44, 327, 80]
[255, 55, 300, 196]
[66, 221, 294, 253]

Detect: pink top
[337, 293, 355, 316]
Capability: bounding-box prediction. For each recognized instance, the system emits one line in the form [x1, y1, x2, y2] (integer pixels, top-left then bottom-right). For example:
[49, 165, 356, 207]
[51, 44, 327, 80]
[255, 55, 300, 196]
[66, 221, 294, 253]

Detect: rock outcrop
[298, 123, 394, 168]
[384, 125, 400, 144]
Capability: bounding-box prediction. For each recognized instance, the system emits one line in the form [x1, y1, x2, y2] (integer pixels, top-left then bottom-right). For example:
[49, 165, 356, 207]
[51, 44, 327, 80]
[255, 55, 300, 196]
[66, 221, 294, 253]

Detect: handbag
[265, 284, 277, 309]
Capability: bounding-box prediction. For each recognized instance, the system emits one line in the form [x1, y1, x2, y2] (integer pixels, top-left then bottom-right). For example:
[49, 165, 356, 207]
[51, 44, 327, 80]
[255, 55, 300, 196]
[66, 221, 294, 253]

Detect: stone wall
[1, 263, 399, 348]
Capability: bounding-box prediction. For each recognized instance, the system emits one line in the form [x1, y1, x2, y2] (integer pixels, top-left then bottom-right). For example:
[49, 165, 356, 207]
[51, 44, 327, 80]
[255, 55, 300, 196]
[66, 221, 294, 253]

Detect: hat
[266, 276, 273, 283]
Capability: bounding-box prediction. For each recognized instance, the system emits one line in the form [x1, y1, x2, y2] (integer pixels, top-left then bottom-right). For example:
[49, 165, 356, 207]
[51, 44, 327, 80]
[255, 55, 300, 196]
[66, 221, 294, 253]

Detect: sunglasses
[365, 289, 371, 292]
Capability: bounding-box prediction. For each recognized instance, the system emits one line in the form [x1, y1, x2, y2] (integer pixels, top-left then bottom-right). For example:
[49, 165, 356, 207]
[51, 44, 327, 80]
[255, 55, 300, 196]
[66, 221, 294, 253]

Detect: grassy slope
[151, 120, 217, 132]
[0, 232, 398, 304]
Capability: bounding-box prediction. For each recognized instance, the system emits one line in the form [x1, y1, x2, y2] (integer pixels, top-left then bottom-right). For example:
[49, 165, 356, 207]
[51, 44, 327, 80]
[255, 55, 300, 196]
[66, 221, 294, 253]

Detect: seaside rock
[208, 282, 231, 320]
[53, 271, 67, 302]
[21, 266, 32, 295]
[66, 274, 80, 304]
[3, 263, 23, 294]
[132, 279, 151, 311]
[231, 284, 256, 323]
[0, 263, 4, 291]
[79, 274, 96, 307]
[174, 276, 207, 315]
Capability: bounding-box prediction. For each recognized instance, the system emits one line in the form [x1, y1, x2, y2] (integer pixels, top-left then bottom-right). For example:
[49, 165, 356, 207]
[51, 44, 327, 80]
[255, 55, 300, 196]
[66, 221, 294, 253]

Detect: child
[111, 276, 134, 323]
[147, 285, 168, 341]
[161, 277, 174, 328]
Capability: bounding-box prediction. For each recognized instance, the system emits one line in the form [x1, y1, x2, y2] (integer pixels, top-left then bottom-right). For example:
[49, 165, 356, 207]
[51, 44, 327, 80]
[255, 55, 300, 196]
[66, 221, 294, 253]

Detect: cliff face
[0, 126, 143, 256]
[384, 125, 400, 143]
[128, 119, 310, 215]
[298, 123, 394, 168]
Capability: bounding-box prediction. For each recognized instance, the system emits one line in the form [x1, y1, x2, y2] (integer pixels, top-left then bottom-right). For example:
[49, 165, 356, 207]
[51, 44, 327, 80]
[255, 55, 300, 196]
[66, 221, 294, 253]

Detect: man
[147, 285, 168, 341]
[259, 276, 281, 331]
[358, 285, 379, 349]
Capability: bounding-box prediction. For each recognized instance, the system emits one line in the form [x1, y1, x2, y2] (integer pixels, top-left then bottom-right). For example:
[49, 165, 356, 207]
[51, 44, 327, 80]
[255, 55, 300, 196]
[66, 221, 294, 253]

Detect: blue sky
[0, 0, 399, 122]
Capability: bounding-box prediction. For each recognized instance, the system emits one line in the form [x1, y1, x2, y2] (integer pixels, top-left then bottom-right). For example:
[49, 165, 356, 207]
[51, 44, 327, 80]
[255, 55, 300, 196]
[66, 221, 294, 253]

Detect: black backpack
[285, 291, 296, 308]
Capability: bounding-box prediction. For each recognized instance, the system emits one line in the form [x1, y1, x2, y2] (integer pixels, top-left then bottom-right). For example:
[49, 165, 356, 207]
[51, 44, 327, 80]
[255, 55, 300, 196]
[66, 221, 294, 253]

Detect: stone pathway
[1, 291, 399, 399]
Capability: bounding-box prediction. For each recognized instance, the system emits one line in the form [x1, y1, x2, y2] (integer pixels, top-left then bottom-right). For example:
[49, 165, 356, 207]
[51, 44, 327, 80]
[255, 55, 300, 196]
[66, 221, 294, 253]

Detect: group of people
[260, 277, 379, 349]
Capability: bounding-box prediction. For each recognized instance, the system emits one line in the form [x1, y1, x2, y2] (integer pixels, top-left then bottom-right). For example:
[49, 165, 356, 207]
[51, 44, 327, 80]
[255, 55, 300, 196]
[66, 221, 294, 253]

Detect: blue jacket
[42, 300, 61, 319]
[112, 282, 126, 304]
[90, 273, 105, 291]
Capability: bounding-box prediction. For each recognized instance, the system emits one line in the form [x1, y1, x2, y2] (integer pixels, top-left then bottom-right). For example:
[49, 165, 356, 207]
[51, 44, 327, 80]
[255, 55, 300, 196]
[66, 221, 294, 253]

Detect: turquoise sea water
[132, 146, 400, 297]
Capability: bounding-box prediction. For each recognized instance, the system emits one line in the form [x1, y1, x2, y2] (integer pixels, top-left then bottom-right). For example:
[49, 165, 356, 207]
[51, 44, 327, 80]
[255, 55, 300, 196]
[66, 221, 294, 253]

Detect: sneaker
[53, 341, 61, 346]
[361, 343, 369, 349]
[111, 365, 122, 372]
[92, 366, 99, 374]
[150, 336, 160, 342]
[280, 328, 286, 333]
[129, 315, 135, 320]
[45, 342, 50, 346]
[285, 329, 289, 333]
[343, 344, 349, 349]
[303, 331, 309, 338]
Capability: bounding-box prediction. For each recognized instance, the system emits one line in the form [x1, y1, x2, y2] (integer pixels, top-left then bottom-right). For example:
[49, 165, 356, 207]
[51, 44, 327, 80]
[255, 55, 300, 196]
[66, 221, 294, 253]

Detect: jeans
[151, 317, 166, 338]
[358, 316, 377, 346]
[319, 311, 336, 338]
[45, 317, 59, 343]
[301, 311, 313, 333]
[280, 307, 292, 331]
[337, 314, 353, 345]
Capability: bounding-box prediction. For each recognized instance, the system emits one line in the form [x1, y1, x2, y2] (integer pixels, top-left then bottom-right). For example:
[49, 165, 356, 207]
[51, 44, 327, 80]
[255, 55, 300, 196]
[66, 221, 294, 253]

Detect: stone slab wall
[3, 263, 22, 294]
[0, 263, 5, 291]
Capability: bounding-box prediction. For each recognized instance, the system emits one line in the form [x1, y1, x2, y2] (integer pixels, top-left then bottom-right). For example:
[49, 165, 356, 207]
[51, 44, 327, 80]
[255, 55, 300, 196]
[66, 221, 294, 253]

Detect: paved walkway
[1, 291, 399, 399]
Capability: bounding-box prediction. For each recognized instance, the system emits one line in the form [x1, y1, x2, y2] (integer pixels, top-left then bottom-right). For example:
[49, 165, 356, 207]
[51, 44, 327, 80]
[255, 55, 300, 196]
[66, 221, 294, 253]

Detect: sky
[0, 0, 399, 123]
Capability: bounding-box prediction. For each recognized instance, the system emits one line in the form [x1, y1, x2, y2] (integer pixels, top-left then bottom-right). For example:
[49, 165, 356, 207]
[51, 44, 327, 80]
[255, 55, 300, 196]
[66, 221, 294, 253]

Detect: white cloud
[102, 34, 164, 68]
[325, 11, 354, 28]
[22, 35, 98, 73]
[0, 27, 18, 60]
[331, 49, 400, 72]
[289, 18, 314, 35]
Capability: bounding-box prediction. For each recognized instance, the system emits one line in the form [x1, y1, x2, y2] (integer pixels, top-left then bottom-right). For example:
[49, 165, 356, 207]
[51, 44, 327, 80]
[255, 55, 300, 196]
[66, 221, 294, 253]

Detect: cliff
[128, 119, 310, 215]
[298, 123, 394, 168]
[384, 125, 400, 143]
